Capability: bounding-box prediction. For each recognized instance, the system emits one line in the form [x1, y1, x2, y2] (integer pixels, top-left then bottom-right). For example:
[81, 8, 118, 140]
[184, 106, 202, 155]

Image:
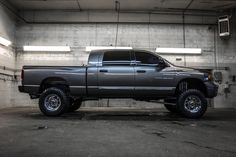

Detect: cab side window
[135, 51, 161, 66]
[103, 51, 131, 65]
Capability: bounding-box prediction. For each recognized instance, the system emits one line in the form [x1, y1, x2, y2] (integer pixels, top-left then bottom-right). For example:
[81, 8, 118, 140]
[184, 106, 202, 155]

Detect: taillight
[21, 69, 24, 80]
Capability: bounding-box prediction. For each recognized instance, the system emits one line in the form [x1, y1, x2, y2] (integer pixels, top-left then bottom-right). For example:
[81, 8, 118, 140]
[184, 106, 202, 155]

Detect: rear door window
[103, 51, 131, 65]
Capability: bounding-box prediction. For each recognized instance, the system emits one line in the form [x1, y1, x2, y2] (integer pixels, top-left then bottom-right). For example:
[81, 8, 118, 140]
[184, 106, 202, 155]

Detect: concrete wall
[0, 4, 17, 108]
[14, 22, 216, 108]
[214, 12, 236, 108]
[15, 23, 216, 67]
[20, 10, 217, 24]
[0, 5, 15, 72]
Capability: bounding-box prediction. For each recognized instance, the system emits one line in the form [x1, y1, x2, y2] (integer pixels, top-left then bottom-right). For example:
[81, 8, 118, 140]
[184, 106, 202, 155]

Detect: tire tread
[177, 89, 207, 119]
[39, 87, 70, 116]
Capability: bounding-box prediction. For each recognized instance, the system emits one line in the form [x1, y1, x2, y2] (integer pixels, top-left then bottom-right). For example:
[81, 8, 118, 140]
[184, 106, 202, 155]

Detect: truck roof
[88, 49, 161, 66]
[90, 49, 151, 53]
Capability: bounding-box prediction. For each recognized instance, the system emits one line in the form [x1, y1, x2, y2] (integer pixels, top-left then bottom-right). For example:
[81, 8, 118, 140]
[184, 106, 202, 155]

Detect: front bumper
[204, 81, 218, 98]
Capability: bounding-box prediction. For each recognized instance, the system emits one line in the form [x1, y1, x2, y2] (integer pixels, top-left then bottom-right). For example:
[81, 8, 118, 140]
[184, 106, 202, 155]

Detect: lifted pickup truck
[19, 49, 218, 118]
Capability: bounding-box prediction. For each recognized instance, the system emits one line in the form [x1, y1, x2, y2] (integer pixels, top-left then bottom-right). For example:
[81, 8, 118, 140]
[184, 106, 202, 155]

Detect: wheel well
[40, 77, 69, 93]
[175, 78, 207, 96]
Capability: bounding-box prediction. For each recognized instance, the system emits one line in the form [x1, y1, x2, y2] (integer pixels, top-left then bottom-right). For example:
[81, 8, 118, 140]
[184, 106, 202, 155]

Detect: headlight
[204, 73, 212, 81]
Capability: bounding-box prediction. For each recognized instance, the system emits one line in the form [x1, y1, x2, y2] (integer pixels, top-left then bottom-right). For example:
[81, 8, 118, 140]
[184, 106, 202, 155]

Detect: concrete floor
[0, 107, 236, 157]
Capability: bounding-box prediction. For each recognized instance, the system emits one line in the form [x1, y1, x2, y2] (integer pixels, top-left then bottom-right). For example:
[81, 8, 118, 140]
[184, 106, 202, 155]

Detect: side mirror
[158, 59, 166, 68]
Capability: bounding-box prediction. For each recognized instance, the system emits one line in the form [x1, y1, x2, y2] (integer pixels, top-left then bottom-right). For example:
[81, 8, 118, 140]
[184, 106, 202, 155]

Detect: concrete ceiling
[7, 0, 236, 11]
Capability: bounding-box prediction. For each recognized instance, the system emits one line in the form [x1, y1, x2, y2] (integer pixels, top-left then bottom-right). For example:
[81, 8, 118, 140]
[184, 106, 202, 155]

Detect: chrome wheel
[184, 95, 202, 113]
[44, 94, 61, 112]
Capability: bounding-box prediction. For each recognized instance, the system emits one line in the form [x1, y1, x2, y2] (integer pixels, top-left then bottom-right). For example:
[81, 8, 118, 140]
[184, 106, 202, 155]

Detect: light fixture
[156, 48, 202, 54]
[218, 15, 230, 37]
[0, 47, 12, 57]
[85, 46, 132, 52]
[0, 36, 12, 47]
[23, 46, 71, 52]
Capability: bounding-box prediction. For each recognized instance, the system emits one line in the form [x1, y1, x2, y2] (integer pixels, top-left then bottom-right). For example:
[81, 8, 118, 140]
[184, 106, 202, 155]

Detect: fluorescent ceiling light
[23, 46, 71, 52]
[0, 47, 13, 57]
[86, 46, 132, 52]
[156, 48, 202, 54]
[0, 36, 12, 47]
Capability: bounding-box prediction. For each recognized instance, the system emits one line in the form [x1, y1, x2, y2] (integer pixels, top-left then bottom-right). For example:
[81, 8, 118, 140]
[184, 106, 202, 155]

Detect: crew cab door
[134, 51, 175, 98]
[98, 50, 135, 97]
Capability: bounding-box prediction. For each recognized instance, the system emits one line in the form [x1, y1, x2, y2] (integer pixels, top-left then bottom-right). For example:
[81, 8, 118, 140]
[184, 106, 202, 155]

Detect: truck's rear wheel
[68, 99, 82, 112]
[164, 99, 179, 113]
[39, 87, 70, 116]
[177, 89, 207, 119]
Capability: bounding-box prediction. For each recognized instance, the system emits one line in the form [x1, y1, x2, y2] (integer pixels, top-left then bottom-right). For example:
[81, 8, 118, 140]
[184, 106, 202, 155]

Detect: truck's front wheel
[39, 87, 70, 116]
[177, 89, 207, 119]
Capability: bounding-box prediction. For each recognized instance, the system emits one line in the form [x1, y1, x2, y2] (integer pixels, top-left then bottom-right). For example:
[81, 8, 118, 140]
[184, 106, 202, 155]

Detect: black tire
[177, 89, 207, 119]
[164, 99, 179, 113]
[39, 87, 70, 116]
[68, 99, 82, 112]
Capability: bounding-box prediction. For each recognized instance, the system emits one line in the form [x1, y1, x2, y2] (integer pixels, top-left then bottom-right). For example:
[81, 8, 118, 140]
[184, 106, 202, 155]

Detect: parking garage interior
[0, 0, 236, 156]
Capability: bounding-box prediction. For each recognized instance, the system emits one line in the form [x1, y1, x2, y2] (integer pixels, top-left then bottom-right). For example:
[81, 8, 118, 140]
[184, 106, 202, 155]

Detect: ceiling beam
[0, 0, 28, 23]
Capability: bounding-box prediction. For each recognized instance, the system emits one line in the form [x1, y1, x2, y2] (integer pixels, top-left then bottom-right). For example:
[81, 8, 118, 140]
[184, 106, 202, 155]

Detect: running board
[148, 100, 176, 106]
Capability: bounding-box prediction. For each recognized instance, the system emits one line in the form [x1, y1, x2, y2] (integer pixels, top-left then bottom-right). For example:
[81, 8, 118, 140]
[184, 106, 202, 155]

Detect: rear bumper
[18, 85, 25, 93]
[204, 82, 218, 98]
[18, 85, 40, 94]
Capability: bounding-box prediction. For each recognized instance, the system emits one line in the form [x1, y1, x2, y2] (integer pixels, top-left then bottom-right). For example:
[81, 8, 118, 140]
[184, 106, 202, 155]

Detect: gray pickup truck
[19, 49, 218, 118]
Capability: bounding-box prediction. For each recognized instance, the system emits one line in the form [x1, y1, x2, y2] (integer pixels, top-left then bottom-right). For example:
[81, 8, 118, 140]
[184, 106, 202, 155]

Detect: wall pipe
[182, 0, 195, 67]
[115, 1, 120, 47]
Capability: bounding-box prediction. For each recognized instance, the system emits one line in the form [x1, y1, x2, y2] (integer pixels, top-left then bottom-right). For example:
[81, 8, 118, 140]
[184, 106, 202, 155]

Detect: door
[134, 51, 175, 98]
[98, 50, 135, 97]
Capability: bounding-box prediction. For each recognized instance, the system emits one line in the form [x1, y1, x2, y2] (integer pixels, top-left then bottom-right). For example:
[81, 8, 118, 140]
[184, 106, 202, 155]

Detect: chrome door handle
[137, 70, 146, 73]
[99, 69, 108, 73]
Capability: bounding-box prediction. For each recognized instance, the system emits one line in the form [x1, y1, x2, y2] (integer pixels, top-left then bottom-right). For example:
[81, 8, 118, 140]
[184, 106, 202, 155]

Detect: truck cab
[87, 49, 175, 98]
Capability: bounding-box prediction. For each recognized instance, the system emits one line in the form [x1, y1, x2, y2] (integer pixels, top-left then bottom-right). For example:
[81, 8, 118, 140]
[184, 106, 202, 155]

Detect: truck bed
[22, 65, 88, 96]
